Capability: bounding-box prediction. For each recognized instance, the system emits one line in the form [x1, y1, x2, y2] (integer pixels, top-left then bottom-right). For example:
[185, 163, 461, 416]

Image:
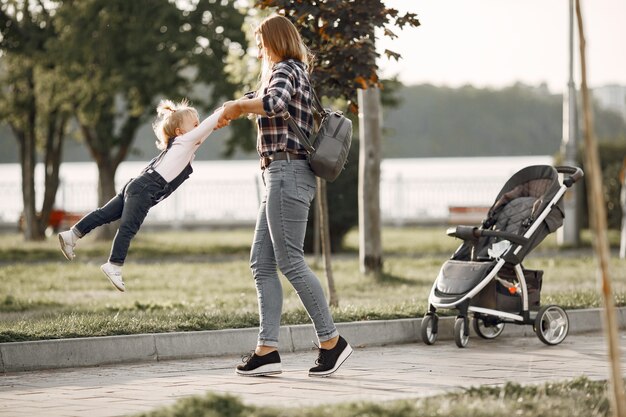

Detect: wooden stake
[575, 2, 626, 415]
[317, 179, 338, 307]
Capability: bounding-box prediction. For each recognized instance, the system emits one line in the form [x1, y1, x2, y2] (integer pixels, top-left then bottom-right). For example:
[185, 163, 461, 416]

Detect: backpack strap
[310, 86, 325, 115]
[275, 59, 321, 154]
[284, 113, 315, 154]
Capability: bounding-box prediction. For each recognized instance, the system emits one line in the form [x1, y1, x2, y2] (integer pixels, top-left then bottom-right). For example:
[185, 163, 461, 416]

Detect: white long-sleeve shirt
[153, 109, 222, 182]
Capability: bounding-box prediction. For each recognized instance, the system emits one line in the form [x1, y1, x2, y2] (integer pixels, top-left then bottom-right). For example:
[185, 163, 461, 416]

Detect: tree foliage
[53, 0, 245, 170]
[255, 0, 420, 111]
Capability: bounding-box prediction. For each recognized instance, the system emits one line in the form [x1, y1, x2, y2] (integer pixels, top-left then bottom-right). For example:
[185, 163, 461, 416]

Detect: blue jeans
[73, 171, 169, 265]
[251, 159, 339, 347]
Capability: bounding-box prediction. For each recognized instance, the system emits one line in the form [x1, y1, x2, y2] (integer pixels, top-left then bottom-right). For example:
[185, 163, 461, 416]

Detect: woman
[216, 15, 352, 377]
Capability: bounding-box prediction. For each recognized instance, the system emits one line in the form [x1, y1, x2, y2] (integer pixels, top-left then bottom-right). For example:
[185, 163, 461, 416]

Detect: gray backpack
[286, 88, 353, 183]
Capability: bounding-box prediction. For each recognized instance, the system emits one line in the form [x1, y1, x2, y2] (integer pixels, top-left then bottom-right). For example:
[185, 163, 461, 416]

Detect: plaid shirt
[251, 59, 314, 157]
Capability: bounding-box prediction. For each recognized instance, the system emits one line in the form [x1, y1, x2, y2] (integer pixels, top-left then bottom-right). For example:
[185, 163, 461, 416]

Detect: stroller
[421, 165, 584, 348]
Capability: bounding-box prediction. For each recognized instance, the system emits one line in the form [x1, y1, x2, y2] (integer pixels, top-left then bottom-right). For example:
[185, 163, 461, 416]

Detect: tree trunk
[575, 2, 626, 416]
[80, 115, 139, 241]
[81, 124, 119, 240]
[317, 179, 338, 307]
[38, 112, 68, 236]
[16, 127, 43, 241]
[357, 87, 383, 277]
[13, 69, 68, 240]
[15, 113, 68, 240]
[14, 71, 45, 241]
[94, 158, 119, 240]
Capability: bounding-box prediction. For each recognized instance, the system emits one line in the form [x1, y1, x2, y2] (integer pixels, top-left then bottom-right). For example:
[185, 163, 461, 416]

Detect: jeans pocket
[267, 161, 283, 175]
[295, 173, 316, 203]
[125, 179, 148, 197]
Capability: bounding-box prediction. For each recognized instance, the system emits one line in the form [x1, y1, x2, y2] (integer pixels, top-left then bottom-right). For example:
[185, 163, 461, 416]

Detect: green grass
[1, 227, 625, 342]
[135, 376, 617, 417]
[0, 227, 255, 262]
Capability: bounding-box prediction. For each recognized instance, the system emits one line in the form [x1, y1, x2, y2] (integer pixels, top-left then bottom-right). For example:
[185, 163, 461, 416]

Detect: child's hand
[216, 100, 242, 129]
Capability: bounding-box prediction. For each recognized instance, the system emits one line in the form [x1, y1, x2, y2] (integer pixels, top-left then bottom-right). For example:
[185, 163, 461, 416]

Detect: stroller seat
[473, 196, 537, 258]
[434, 260, 496, 304]
[494, 196, 537, 235]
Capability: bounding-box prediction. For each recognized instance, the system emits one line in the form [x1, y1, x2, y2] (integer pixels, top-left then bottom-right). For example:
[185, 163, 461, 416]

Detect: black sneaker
[236, 350, 282, 376]
[308, 336, 353, 377]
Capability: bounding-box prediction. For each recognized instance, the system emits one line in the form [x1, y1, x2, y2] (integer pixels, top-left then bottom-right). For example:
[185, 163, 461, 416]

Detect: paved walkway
[1, 332, 625, 417]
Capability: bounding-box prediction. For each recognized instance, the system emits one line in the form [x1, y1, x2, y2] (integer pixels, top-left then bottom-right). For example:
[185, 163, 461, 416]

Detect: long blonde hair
[152, 99, 198, 150]
[256, 15, 312, 94]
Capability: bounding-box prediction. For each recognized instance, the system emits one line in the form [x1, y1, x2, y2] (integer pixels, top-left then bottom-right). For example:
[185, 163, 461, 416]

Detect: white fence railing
[0, 156, 552, 228]
[1, 176, 503, 227]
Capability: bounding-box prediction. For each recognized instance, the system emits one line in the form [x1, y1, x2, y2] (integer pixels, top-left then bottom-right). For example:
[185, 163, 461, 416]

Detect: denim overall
[73, 138, 193, 265]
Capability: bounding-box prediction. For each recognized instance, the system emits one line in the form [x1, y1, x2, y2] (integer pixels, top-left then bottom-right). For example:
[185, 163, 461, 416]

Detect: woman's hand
[215, 100, 243, 129]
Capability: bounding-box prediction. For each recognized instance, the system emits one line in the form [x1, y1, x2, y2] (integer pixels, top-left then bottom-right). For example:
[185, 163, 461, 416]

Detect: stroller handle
[447, 226, 528, 246]
[556, 166, 584, 187]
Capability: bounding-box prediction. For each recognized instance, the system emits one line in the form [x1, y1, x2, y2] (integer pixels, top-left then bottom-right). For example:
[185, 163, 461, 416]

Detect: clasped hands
[215, 100, 243, 130]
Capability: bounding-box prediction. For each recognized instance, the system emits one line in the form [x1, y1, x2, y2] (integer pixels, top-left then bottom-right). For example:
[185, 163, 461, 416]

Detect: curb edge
[1, 307, 623, 373]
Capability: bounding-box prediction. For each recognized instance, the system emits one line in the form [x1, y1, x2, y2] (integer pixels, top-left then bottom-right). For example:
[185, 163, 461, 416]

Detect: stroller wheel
[454, 316, 469, 348]
[420, 314, 438, 345]
[534, 305, 569, 345]
[472, 316, 505, 339]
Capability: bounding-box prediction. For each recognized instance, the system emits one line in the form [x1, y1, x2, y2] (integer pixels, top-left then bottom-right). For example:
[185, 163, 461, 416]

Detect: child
[58, 99, 222, 292]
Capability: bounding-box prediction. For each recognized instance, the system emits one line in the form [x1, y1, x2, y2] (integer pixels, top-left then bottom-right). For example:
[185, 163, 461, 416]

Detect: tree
[0, 0, 71, 240]
[49, 0, 246, 237]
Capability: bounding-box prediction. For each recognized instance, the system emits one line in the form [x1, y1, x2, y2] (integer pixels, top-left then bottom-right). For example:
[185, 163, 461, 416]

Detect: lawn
[1, 227, 625, 342]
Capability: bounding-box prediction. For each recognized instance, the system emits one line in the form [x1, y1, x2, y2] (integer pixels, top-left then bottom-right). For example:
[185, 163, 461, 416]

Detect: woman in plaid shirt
[217, 15, 352, 378]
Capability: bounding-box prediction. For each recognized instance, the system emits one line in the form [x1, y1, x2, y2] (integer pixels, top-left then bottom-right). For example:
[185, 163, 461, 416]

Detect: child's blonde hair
[152, 99, 198, 150]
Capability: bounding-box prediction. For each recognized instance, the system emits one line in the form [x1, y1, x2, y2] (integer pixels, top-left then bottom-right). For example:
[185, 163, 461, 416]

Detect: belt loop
[286, 152, 291, 162]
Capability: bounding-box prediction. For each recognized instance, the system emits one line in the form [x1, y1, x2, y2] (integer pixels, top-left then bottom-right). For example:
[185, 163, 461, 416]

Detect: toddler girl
[58, 99, 222, 292]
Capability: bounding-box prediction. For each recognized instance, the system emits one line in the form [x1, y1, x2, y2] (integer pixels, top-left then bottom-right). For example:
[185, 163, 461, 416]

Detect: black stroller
[420, 165, 584, 348]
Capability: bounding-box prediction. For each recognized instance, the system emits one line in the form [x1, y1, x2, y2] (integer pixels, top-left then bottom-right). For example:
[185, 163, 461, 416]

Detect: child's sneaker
[308, 336, 352, 377]
[100, 262, 125, 292]
[236, 350, 282, 376]
[58, 230, 77, 261]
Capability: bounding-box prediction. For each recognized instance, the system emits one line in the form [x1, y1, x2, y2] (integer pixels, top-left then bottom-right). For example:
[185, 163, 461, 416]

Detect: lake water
[0, 155, 553, 227]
